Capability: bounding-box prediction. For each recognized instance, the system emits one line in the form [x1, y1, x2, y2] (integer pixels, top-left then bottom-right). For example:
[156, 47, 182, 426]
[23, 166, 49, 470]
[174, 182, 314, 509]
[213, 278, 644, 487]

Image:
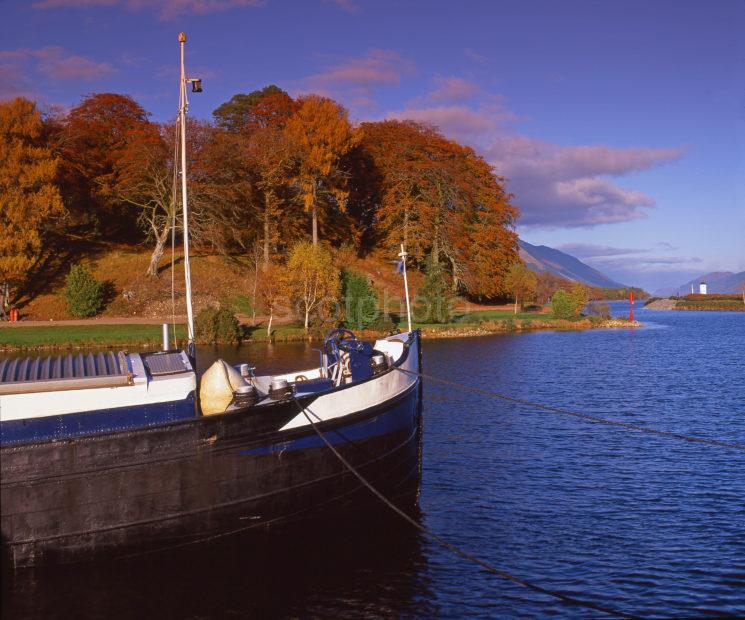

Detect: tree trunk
[304, 305, 310, 330]
[263, 208, 270, 271]
[403, 205, 409, 245]
[449, 256, 458, 290]
[252, 277, 258, 321]
[267, 310, 273, 338]
[146, 226, 171, 277]
[0, 280, 7, 320]
[514, 298, 518, 315]
[311, 203, 318, 246]
[310, 179, 319, 246]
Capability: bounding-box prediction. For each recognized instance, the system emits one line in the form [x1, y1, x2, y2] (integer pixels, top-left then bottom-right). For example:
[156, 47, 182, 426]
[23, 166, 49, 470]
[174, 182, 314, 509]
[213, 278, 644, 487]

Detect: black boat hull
[1, 374, 422, 568]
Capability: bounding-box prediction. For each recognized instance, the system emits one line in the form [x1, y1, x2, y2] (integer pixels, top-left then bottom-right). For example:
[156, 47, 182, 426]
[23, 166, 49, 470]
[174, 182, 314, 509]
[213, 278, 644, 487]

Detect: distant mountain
[655, 271, 745, 296]
[519, 240, 627, 289]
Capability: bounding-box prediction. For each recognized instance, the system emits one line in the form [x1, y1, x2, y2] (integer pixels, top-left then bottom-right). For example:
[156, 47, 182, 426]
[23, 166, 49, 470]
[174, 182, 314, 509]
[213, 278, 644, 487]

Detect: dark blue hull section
[0, 392, 197, 446]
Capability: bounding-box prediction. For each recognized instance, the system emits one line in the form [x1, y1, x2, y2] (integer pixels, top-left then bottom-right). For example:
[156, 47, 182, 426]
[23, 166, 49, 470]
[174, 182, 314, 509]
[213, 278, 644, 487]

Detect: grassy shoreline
[0, 312, 639, 352]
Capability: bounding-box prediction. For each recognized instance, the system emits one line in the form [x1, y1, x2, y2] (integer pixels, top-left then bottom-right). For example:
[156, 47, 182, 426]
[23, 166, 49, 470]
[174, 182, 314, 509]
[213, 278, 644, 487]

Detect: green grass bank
[1, 310, 638, 352]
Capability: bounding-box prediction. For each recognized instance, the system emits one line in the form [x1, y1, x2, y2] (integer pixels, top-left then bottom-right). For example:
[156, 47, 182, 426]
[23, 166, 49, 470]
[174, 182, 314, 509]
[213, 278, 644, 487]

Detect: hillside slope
[519, 240, 626, 288]
[16, 247, 427, 321]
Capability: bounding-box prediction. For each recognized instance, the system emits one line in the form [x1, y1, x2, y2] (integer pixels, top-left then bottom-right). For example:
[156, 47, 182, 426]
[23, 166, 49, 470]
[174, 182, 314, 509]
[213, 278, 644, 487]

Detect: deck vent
[142, 352, 191, 376]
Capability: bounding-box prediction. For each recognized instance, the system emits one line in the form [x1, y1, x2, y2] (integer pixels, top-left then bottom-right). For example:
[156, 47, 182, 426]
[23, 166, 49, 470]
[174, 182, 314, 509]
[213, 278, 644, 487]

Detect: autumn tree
[358, 120, 518, 298]
[357, 120, 436, 259]
[568, 281, 590, 315]
[446, 147, 518, 298]
[203, 88, 301, 261]
[189, 123, 260, 255]
[60, 93, 152, 239]
[247, 127, 299, 269]
[0, 98, 65, 296]
[283, 241, 340, 330]
[284, 96, 359, 245]
[504, 262, 538, 314]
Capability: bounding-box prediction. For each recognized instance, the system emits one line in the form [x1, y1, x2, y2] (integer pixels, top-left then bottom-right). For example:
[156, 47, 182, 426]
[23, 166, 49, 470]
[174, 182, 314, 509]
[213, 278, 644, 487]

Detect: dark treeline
[1, 86, 519, 303]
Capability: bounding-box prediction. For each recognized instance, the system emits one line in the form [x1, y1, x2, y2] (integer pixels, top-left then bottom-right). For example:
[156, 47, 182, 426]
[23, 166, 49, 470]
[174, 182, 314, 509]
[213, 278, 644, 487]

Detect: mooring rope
[292, 395, 642, 619]
[395, 368, 745, 452]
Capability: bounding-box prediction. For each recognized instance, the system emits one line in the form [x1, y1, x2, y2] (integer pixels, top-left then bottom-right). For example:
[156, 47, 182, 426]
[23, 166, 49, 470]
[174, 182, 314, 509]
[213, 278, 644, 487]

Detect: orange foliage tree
[0, 98, 65, 294]
[5, 88, 526, 308]
[247, 127, 300, 269]
[504, 262, 538, 313]
[242, 90, 298, 132]
[358, 120, 518, 299]
[207, 87, 301, 264]
[60, 93, 152, 239]
[190, 123, 260, 255]
[284, 96, 359, 245]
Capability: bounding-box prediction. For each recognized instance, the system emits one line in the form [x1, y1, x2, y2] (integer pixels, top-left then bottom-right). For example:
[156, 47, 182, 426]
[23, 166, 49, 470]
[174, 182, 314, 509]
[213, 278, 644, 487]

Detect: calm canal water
[3, 303, 745, 618]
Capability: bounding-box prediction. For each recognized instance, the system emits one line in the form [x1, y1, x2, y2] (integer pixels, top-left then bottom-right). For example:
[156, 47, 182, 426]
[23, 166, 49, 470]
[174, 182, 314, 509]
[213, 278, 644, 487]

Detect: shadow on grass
[13, 231, 105, 311]
[156, 255, 183, 275]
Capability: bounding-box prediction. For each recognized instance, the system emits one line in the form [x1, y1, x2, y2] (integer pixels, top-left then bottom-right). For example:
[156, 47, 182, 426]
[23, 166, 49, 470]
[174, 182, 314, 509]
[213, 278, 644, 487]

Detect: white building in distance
[700, 282, 707, 295]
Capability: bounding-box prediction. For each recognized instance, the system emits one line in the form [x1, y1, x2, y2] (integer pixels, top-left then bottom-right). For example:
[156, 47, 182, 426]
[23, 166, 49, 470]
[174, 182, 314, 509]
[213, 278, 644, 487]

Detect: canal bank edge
[0, 317, 641, 352]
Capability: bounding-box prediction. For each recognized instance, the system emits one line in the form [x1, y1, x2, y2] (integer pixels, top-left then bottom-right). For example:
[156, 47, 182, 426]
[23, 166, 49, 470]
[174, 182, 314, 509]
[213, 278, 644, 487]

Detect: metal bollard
[162, 323, 169, 351]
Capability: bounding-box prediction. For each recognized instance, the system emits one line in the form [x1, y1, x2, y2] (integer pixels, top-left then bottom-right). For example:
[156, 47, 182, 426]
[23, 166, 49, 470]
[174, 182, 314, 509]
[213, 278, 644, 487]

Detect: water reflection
[3, 512, 435, 619]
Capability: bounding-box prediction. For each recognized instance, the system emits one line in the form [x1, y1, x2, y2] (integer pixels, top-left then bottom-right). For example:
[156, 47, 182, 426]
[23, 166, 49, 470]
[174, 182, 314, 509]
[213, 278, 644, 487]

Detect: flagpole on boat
[398, 244, 412, 332]
[178, 32, 196, 356]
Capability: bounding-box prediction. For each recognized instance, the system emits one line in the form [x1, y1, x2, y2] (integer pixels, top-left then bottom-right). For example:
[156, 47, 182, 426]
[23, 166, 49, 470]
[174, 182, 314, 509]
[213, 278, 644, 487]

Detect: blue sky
[2, 0, 743, 291]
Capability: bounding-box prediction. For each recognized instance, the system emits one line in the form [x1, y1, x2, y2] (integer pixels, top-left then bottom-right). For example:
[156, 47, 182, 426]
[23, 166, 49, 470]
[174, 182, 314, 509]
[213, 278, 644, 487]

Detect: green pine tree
[414, 253, 454, 324]
[342, 270, 379, 330]
[64, 265, 106, 318]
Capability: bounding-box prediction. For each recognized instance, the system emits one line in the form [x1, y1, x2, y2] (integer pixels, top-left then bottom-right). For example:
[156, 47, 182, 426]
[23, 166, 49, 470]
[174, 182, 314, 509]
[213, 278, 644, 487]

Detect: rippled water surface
[3, 303, 745, 618]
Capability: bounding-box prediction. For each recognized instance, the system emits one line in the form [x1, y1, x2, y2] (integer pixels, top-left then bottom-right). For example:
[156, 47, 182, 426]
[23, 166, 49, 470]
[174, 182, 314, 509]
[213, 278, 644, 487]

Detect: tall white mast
[178, 32, 195, 351]
[398, 244, 412, 333]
